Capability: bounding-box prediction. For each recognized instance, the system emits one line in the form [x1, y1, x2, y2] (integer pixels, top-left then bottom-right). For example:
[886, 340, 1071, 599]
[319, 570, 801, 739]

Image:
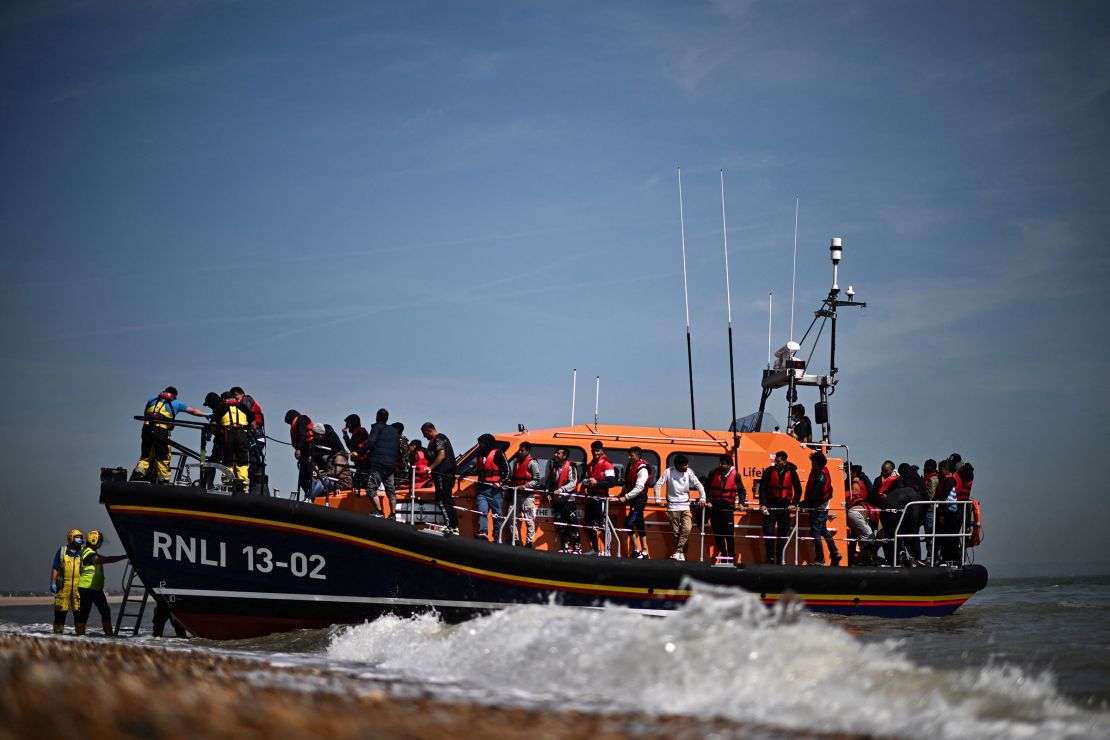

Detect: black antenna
[677, 167, 696, 428]
[720, 171, 739, 459]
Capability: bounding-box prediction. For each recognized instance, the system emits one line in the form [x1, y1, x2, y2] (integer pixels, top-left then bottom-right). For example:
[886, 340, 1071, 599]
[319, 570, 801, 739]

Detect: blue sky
[2, 1, 1108, 590]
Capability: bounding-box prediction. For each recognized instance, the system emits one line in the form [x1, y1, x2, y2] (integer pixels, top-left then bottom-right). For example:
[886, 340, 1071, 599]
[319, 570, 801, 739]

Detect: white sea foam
[326, 584, 1109, 739]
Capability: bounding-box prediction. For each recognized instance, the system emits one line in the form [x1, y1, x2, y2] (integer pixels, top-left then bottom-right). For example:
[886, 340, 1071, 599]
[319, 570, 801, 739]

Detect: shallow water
[4, 576, 1109, 739]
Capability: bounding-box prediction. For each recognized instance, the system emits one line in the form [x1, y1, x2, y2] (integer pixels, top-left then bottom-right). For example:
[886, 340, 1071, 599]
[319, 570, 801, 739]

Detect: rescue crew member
[798, 452, 841, 566]
[365, 409, 401, 518]
[617, 447, 652, 559]
[545, 446, 580, 553]
[343, 414, 371, 492]
[789, 404, 813, 444]
[285, 409, 315, 498]
[582, 441, 618, 555]
[50, 530, 84, 634]
[706, 453, 746, 564]
[131, 387, 208, 483]
[473, 433, 509, 540]
[214, 391, 250, 492]
[654, 454, 705, 561]
[231, 386, 266, 493]
[75, 530, 127, 636]
[759, 451, 801, 565]
[409, 439, 432, 488]
[422, 422, 460, 536]
[507, 442, 542, 547]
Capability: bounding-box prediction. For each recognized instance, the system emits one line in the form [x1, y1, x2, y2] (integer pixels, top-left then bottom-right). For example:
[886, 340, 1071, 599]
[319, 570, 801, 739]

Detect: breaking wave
[326, 584, 1108, 739]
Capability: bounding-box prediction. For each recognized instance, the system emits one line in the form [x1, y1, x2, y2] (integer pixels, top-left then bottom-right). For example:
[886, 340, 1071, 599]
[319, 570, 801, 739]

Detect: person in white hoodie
[653, 455, 706, 561]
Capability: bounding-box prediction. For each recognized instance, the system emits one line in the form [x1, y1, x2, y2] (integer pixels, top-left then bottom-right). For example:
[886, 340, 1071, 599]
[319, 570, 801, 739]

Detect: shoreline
[0, 633, 847, 739]
[0, 595, 123, 607]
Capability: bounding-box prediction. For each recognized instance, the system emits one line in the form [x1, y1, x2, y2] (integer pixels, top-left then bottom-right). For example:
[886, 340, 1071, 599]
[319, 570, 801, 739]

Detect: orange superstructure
[313, 424, 847, 566]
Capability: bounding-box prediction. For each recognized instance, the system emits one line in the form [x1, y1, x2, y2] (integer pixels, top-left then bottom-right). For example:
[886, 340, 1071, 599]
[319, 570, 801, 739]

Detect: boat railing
[892, 499, 975, 566]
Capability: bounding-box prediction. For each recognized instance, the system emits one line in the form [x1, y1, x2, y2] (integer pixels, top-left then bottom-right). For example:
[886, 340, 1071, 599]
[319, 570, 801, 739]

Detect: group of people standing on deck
[845, 453, 976, 566]
[129, 386, 976, 566]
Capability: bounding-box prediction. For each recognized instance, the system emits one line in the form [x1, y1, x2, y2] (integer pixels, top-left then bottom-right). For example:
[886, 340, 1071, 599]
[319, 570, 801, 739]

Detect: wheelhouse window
[601, 448, 661, 487]
[665, 451, 728, 487]
[455, 439, 511, 478]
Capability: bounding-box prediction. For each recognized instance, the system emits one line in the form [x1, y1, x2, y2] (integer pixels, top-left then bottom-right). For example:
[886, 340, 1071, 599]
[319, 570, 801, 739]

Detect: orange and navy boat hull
[101, 482, 988, 639]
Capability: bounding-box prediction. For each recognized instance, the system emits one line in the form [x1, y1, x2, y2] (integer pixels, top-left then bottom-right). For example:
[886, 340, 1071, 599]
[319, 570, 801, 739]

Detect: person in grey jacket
[365, 408, 401, 518]
[506, 441, 542, 547]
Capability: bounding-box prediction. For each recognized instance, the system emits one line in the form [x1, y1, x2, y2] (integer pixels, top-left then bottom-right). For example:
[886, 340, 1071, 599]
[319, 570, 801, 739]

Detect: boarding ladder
[113, 562, 150, 636]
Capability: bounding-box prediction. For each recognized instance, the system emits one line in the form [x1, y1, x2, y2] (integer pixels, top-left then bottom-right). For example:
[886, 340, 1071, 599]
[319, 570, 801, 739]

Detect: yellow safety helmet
[66, 529, 83, 546]
[87, 530, 103, 548]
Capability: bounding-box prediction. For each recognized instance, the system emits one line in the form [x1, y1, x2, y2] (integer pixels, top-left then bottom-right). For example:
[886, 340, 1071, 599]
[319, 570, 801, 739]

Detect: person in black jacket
[422, 422, 459, 534]
[343, 414, 371, 492]
[285, 409, 315, 498]
[759, 451, 802, 564]
[365, 408, 401, 518]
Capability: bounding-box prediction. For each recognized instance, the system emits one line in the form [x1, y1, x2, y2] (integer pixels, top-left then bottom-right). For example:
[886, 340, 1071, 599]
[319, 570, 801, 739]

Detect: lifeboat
[100, 422, 987, 640]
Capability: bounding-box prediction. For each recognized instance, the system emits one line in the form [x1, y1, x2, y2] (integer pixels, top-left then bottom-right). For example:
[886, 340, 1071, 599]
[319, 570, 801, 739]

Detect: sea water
[3, 576, 1108, 738]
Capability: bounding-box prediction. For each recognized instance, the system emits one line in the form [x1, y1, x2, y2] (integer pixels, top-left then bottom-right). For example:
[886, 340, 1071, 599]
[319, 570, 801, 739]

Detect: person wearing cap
[75, 530, 127, 636]
[199, 391, 224, 489]
[798, 452, 841, 566]
[131, 386, 209, 483]
[342, 414, 372, 492]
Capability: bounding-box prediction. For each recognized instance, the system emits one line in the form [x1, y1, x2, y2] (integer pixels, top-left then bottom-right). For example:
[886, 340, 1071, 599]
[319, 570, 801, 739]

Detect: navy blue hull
[101, 483, 988, 639]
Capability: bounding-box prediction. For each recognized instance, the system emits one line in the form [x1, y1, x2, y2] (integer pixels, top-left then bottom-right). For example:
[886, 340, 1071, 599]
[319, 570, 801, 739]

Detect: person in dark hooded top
[879, 466, 923, 565]
[285, 409, 315, 498]
[199, 391, 223, 489]
[472, 433, 508, 540]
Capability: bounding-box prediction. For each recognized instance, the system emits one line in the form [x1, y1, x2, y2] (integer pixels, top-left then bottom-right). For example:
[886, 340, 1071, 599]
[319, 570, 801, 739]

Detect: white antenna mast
[790, 196, 799, 342]
[570, 368, 577, 425]
[593, 375, 600, 433]
[767, 292, 773, 368]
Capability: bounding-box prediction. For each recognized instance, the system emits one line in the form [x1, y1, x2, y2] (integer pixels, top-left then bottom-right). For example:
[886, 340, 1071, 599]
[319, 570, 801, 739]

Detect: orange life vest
[623, 460, 652, 492]
[953, 468, 973, 500]
[550, 461, 571, 491]
[289, 414, 314, 447]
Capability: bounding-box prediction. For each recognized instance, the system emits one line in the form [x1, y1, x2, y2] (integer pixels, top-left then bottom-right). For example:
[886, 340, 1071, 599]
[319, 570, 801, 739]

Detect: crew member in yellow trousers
[75, 530, 127, 636]
[214, 390, 251, 492]
[131, 386, 209, 483]
[50, 529, 84, 634]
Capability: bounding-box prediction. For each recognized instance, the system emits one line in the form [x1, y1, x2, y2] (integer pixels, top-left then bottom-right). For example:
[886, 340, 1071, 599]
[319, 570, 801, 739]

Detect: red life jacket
[509, 455, 534, 487]
[241, 395, 264, 427]
[477, 449, 502, 484]
[762, 466, 796, 502]
[290, 414, 314, 447]
[707, 467, 740, 507]
[586, 455, 614, 494]
[877, 472, 900, 495]
[847, 479, 869, 509]
[803, 466, 833, 505]
[623, 460, 652, 493]
[551, 461, 571, 491]
[953, 468, 973, 500]
[412, 449, 431, 487]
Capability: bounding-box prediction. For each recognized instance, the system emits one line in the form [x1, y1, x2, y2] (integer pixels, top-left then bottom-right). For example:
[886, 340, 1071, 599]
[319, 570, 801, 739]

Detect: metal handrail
[892, 499, 975, 566]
